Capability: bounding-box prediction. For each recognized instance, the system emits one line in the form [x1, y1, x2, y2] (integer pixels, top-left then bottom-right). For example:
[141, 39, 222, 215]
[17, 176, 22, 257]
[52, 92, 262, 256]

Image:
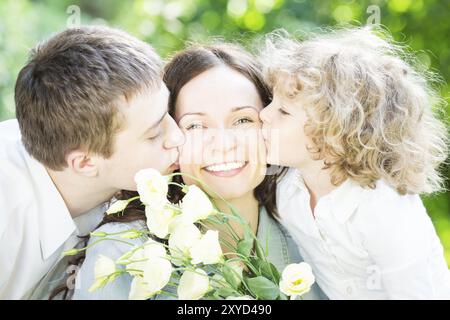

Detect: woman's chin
[266, 153, 280, 166]
[200, 177, 249, 198]
[209, 188, 248, 202]
[199, 170, 263, 200]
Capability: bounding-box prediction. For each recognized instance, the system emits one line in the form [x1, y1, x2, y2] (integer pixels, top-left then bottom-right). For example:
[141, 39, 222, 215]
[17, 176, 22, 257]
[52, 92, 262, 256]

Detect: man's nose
[164, 116, 185, 149]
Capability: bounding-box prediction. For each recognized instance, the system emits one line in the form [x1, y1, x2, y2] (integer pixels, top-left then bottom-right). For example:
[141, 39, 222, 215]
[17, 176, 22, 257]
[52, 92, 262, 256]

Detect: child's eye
[234, 117, 254, 125]
[278, 108, 291, 116]
[186, 122, 205, 130]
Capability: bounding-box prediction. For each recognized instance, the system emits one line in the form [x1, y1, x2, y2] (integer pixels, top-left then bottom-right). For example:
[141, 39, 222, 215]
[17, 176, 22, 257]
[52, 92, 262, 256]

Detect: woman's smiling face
[174, 66, 267, 200]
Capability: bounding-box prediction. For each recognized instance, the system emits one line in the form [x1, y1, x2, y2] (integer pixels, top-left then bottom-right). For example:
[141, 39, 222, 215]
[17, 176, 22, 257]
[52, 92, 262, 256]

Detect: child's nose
[259, 106, 271, 124]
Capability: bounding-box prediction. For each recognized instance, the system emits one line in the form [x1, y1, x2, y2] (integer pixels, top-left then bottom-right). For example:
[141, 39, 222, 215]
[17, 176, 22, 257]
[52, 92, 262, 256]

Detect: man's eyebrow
[141, 111, 167, 137]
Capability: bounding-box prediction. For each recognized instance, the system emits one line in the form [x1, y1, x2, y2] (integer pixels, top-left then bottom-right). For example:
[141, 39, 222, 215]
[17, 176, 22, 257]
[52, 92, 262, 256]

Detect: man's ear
[66, 150, 99, 177]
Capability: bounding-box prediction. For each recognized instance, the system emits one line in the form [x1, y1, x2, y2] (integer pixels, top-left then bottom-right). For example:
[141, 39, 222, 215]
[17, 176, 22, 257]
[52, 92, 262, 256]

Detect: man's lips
[169, 161, 180, 171]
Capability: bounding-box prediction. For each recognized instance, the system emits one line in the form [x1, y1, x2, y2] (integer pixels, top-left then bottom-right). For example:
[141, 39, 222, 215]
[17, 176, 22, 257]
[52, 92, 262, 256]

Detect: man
[0, 26, 184, 299]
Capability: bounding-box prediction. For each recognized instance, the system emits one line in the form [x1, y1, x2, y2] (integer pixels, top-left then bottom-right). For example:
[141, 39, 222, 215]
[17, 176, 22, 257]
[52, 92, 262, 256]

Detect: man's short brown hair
[15, 26, 162, 170]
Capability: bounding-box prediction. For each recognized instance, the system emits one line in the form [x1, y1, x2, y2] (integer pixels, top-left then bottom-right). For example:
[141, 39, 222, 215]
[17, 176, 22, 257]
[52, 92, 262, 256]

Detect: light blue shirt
[73, 207, 327, 300]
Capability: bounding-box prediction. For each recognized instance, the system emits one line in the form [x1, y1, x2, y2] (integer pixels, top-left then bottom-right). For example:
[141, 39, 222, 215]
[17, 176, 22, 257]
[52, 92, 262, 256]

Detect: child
[259, 27, 450, 299]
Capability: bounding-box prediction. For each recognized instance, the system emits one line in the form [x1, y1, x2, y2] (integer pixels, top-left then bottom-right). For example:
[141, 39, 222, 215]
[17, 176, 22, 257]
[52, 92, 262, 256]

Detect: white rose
[177, 269, 210, 300]
[226, 295, 254, 300]
[122, 247, 145, 276]
[128, 276, 154, 300]
[167, 214, 186, 234]
[89, 255, 118, 292]
[106, 200, 129, 215]
[279, 262, 315, 299]
[134, 168, 168, 209]
[124, 239, 167, 276]
[142, 256, 173, 296]
[180, 185, 216, 223]
[146, 205, 178, 239]
[119, 229, 142, 239]
[93, 254, 117, 279]
[189, 230, 223, 265]
[168, 223, 201, 264]
[143, 238, 167, 259]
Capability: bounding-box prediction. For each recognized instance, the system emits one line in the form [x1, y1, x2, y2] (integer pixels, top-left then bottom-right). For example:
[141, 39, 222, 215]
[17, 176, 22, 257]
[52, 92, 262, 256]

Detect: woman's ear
[66, 150, 99, 177]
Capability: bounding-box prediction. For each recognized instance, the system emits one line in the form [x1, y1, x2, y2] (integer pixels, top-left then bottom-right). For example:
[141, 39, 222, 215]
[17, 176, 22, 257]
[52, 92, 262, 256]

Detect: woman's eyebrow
[180, 112, 206, 117]
[178, 112, 207, 122]
[231, 106, 259, 113]
[179, 106, 258, 122]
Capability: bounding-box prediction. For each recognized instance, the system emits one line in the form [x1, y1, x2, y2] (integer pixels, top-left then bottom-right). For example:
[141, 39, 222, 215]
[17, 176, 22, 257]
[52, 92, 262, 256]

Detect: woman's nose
[210, 129, 238, 154]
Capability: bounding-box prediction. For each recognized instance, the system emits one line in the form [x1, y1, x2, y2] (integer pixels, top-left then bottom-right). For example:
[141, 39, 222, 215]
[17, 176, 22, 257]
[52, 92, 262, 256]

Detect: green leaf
[222, 262, 243, 290]
[237, 238, 253, 257]
[278, 292, 289, 300]
[243, 225, 253, 239]
[216, 286, 236, 298]
[255, 241, 267, 260]
[245, 276, 279, 300]
[212, 290, 222, 300]
[257, 261, 280, 283]
[248, 257, 280, 282]
[269, 262, 281, 283]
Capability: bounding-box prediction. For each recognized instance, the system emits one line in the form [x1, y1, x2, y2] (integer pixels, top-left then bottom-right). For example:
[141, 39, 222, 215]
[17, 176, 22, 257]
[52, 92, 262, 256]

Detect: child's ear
[66, 150, 99, 177]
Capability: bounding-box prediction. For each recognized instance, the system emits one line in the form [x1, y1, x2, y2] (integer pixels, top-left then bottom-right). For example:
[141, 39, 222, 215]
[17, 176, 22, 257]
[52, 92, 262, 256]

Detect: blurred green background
[0, 0, 449, 265]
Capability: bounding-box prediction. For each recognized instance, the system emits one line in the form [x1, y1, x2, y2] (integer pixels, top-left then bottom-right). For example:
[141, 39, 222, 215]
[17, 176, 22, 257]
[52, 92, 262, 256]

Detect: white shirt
[276, 168, 450, 299]
[0, 119, 106, 299]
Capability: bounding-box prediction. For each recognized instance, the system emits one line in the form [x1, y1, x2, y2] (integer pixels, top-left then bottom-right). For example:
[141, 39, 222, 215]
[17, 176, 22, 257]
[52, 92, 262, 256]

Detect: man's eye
[234, 117, 254, 125]
[186, 123, 204, 130]
[147, 133, 161, 141]
[278, 108, 290, 115]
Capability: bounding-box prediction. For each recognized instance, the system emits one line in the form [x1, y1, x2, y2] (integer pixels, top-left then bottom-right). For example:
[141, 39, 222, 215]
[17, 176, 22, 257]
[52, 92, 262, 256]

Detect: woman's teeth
[204, 162, 246, 172]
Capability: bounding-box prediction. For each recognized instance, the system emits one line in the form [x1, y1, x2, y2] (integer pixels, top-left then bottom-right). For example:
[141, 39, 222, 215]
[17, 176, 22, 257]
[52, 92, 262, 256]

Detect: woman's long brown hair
[164, 42, 286, 217]
[50, 42, 286, 300]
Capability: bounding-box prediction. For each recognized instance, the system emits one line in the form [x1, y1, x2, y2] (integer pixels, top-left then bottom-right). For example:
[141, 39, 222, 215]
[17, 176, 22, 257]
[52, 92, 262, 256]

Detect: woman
[69, 42, 326, 300]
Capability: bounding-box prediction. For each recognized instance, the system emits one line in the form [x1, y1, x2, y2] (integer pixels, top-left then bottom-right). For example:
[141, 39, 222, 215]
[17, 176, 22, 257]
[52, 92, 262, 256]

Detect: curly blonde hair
[259, 26, 449, 195]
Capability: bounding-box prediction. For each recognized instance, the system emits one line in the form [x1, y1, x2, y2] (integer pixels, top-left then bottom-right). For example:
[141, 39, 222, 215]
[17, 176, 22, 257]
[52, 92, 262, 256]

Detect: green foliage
[245, 276, 280, 300]
[0, 0, 448, 264]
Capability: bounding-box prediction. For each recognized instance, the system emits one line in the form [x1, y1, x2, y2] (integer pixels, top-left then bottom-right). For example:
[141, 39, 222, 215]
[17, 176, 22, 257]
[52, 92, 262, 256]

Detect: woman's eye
[234, 117, 254, 125]
[186, 123, 204, 130]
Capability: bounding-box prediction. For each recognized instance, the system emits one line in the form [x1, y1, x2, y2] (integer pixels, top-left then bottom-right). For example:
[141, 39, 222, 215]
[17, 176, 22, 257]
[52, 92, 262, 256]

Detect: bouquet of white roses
[64, 168, 315, 300]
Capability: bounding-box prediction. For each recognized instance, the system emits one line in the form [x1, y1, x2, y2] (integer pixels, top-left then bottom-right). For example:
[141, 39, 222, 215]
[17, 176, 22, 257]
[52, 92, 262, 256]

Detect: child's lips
[261, 128, 267, 141]
[262, 134, 270, 147]
[261, 127, 271, 144]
